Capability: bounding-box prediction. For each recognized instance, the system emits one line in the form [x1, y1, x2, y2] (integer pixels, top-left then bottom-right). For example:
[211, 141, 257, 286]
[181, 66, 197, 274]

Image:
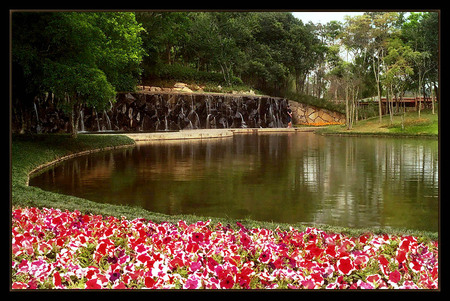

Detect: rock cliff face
[13, 91, 345, 134]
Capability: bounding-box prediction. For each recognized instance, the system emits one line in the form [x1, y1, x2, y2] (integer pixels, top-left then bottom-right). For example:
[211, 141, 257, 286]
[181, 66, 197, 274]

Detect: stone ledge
[123, 128, 315, 142]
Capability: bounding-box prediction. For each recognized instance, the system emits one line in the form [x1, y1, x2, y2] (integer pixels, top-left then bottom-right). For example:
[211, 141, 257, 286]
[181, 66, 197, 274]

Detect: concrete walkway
[124, 127, 318, 142]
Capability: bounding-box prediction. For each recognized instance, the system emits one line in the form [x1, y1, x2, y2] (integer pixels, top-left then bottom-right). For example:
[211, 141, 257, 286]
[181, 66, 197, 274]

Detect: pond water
[30, 132, 439, 232]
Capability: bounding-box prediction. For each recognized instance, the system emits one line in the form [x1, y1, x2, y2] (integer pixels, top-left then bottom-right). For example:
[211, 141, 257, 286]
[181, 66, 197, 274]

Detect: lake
[30, 132, 439, 232]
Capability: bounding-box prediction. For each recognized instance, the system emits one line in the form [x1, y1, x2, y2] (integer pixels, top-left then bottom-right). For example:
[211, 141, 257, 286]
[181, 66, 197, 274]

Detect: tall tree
[382, 37, 416, 124]
[402, 12, 439, 115]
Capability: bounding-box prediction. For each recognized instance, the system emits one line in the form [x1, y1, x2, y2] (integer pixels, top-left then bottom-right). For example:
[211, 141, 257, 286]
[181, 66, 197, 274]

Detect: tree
[342, 13, 400, 122]
[12, 12, 145, 137]
[382, 38, 416, 125]
[402, 12, 439, 116]
[136, 12, 190, 67]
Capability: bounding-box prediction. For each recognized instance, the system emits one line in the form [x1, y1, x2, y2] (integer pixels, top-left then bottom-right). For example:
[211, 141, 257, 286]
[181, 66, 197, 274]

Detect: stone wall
[12, 91, 345, 134]
[288, 101, 345, 125]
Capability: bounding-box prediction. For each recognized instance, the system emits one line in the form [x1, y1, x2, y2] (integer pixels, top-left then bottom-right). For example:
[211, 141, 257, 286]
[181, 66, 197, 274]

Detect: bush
[285, 91, 346, 114]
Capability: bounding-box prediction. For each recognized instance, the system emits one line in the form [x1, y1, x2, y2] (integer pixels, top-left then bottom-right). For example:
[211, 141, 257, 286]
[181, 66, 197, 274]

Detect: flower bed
[11, 207, 438, 289]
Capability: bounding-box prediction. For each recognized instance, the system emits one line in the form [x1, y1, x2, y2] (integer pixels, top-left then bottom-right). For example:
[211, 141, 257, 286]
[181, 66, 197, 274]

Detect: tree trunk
[373, 53, 383, 123]
[418, 77, 422, 118]
[345, 85, 350, 130]
[377, 82, 382, 122]
[432, 82, 437, 114]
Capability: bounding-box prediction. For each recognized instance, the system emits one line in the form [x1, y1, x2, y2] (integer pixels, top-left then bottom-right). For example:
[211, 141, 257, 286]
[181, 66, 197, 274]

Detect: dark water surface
[30, 132, 439, 232]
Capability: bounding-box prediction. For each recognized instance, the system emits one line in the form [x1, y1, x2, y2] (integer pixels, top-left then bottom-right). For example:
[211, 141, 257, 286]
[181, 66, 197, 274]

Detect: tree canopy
[12, 11, 439, 134]
[12, 12, 145, 137]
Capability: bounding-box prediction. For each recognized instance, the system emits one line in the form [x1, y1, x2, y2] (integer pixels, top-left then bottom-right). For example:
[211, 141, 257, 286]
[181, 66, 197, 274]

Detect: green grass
[11, 133, 438, 240]
[317, 110, 438, 138]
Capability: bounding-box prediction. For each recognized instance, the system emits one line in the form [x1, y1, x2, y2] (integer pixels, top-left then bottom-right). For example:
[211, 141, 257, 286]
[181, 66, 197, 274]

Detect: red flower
[85, 278, 102, 289]
[258, 250, 271, 263]
[192, 232, 204, 243]
[186, 242, 199, 253]
[10, 206, 439, 290]
[396, 249, 407, 264]
[53, 271, 62, 287]
[220, 275, 235, 289]
[389, 270, 401, 284]
[207, 257, 219, 271]
[12, 282, 28, 289]
[325, 245, 336, 257]
[410, 260, 422, 273]
[145, 276, 156, 288]
[240, 233, 251, 248]
[311, 272, 324, 285]
[112, 282, 127, 289]
[378, 255, 390, 275]
[306, 244, 323, 258]
[337, 257, 355, 275]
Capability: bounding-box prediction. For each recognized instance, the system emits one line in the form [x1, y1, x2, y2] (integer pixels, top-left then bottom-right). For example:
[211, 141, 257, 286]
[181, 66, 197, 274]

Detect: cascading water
[33, 101, 42, 133]
[21, 92, 291, 133]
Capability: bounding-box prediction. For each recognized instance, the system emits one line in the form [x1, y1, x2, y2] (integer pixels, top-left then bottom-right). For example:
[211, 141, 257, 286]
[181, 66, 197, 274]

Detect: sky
[291, 12, 365, 24]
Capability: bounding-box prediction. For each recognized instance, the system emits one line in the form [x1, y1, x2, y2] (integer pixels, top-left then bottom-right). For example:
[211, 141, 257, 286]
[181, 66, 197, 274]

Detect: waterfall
[237, 112, 247, 128]
[33, 102, 42, 133]
[93, 108, 101, 131]
[206, 114, 212, 129]
[19, 92, 296, 133]
[79, 110, 85, 132]
[103, 111, 111, 130]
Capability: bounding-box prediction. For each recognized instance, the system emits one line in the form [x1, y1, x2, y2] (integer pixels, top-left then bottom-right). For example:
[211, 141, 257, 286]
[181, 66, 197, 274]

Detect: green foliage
[286, 91, 345, 114]
[154, 63, 242, 86]
[137, 12, 322, 95]
[12, 12, 145, 136]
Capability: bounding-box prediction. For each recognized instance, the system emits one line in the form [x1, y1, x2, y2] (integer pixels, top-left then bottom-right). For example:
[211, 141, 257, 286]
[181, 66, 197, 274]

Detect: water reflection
[30, 133, 438, 232]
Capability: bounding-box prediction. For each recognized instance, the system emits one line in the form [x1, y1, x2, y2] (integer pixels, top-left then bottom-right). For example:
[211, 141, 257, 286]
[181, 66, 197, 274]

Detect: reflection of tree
[309, 136, 438, 230]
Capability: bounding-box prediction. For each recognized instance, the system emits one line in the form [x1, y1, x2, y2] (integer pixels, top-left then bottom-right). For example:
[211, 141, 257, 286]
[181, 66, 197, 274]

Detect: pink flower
[184, 275, 199, 289]
[301, 279, 315, 289]
[189, 261, 202, 273]
[357, 280, 375, 289]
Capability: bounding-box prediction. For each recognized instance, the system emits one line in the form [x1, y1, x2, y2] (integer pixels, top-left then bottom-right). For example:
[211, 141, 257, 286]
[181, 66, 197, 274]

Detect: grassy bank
[316, 110, 438, 138]
[11, 133, 438, 240]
